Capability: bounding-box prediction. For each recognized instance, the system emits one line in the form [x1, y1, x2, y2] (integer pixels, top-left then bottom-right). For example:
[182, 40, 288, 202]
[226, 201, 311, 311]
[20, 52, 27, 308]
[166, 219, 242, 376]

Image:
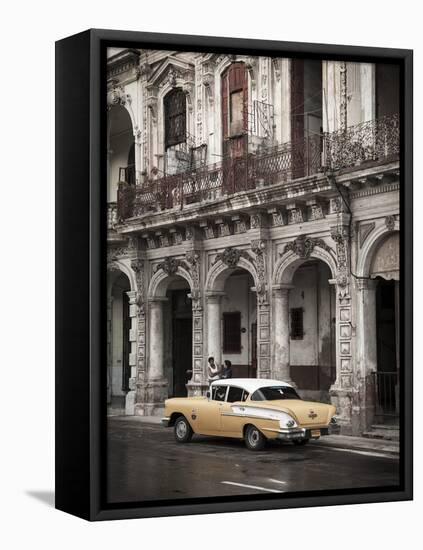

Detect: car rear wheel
[244, 425, 266, 451]
[174, 416, 193, 443]
[293, 438, 309, 446]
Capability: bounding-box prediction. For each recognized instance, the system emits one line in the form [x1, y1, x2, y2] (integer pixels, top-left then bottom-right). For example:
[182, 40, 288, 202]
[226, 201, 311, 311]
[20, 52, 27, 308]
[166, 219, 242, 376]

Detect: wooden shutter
[164, 88, 187, 148]
[223, 312, 241, 353]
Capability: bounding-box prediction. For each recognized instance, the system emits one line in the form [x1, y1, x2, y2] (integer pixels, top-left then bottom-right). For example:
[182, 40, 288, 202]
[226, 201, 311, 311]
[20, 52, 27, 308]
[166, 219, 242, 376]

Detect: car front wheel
[174, 416, 193, 443]
[244, 425, 266, 451]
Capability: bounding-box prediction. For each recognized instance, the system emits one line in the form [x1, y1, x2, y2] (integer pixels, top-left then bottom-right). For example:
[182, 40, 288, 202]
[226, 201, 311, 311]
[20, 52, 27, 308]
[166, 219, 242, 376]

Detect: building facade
[106, 48, 400, 436]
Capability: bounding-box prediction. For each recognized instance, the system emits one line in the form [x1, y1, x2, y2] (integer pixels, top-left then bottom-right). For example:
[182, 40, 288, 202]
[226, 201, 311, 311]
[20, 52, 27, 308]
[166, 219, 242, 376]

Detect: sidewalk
[110, 415, 400, 456]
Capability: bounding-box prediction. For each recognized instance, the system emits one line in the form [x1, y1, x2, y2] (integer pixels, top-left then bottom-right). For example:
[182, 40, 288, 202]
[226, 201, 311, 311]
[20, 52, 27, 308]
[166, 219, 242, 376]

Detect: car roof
[210, 378, 294, 394]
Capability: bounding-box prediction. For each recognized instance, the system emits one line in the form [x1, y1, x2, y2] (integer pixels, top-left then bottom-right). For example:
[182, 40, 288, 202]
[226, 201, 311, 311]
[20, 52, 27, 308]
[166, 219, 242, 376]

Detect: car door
[219, 386, 249, 437]
[196, 385, 228, 435]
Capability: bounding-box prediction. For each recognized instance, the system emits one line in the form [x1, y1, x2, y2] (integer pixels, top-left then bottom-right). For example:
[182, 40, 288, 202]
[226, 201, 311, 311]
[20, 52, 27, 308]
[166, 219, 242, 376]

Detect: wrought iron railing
[372, 371, 399, 418]
[116, 114, 399, 220]
[324, 114, 399, 170]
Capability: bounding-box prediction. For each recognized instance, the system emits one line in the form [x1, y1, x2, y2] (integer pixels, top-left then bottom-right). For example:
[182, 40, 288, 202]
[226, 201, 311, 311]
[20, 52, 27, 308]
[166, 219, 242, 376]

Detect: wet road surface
[107, 417, 400, 504]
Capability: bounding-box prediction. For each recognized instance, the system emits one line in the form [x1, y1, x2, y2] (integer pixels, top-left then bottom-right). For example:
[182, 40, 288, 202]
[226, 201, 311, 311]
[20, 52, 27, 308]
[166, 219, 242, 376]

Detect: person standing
[207, 356, 222, 383]
[221, 359, 233, 379]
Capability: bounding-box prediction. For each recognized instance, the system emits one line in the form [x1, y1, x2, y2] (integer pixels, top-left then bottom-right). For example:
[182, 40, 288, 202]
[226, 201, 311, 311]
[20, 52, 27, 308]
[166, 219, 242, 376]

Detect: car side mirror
[206, 391, 210, 399]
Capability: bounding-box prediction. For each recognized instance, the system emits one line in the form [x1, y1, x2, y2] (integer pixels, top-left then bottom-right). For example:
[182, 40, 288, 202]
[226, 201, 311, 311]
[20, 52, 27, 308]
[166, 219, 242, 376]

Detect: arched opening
[163, 277, 193, 397]
[108, 271, 131, 414]
[108, 104, 135, 201]
[288, 260, 336, 400]
[370, 232, 400, 421]
[221, 268, 257, 378]
[206, 262, 257, 379]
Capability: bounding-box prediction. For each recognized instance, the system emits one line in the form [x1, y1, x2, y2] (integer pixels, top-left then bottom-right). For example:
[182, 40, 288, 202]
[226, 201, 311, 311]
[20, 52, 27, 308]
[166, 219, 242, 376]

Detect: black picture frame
[55, 29, 413, 521]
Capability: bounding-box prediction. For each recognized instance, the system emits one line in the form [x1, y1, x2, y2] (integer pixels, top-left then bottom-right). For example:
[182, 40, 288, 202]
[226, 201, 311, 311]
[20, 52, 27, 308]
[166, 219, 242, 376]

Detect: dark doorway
[171, 289, 192, 397]
[375, 279, 398, 416]
[250, 322, 257, 378]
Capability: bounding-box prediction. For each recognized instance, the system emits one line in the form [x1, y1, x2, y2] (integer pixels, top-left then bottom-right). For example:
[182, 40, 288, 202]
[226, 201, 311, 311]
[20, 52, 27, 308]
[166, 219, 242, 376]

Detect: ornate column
[206, 292, 225, 368]
[355, 278, 378, 430]
[148, 298, 166, 379]
[125, 290, 138, 415]
[131, 258, 147, 416]
[185, 250, 206, 396]
[327, 205, 356, 434]
[272, 285, 294, 383]
[144, 297, 169, 416]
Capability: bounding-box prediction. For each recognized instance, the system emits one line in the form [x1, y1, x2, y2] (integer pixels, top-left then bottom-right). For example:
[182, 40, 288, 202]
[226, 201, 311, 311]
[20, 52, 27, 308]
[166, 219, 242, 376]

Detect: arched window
[164, 88, 187, 149]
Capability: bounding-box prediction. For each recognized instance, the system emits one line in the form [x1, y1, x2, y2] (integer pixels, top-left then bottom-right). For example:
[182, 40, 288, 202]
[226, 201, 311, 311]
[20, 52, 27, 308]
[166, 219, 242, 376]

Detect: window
[212, 385, 227, 402]
[251, 386, 301, 401]
[290, 307, 304, 340]
[164, 88, 186, 148]
[223, 312, 241, 353]
[227, 386, 244, 403]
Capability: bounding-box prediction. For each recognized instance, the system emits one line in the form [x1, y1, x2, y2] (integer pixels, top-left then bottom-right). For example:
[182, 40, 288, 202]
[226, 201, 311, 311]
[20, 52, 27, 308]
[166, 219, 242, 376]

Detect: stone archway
[145, 256, 204, 410]
[355, 223, 400, 428]
[272, 242, 337, 387]
[107, 265, 138, 415]
[205, 246, 271, 378]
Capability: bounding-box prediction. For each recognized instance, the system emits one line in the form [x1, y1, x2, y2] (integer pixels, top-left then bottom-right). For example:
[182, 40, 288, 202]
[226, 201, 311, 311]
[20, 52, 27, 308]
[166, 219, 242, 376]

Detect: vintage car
[162, 378, 338, 451]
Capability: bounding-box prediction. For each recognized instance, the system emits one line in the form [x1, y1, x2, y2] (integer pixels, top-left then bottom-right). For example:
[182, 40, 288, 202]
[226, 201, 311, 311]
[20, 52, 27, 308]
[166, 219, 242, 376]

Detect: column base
[329, 385, 354, 435]
[186, 381, 209, 397]
[142, 378, 169, 417]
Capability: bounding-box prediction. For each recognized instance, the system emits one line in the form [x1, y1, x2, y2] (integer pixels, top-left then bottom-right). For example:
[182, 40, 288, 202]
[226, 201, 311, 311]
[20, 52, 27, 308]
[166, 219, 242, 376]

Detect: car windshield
[251, 386, 301, 401]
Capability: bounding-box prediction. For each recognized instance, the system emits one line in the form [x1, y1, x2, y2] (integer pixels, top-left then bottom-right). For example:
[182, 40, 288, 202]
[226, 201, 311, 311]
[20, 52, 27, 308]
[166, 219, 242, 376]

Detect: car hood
[242, 399, 336, 426]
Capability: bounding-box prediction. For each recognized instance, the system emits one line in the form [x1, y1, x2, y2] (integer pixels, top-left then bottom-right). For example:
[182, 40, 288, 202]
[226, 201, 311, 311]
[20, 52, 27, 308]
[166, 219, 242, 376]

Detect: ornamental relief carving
[282, 235, 333, 260]
[213, 247, 250, 269]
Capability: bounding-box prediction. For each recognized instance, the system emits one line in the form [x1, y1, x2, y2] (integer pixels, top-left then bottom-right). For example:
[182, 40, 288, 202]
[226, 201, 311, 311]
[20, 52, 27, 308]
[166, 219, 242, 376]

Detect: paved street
[107, 417, 400, 504]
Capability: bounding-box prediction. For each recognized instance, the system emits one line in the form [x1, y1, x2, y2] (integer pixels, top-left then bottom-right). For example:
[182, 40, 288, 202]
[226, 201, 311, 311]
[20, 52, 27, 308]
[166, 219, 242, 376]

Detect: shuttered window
[164, 88, 186, 148]
[223, 312, 241, 353]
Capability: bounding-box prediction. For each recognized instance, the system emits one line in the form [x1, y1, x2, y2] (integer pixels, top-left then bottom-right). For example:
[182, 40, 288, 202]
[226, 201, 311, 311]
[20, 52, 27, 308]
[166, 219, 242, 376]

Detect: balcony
[116, 114, 399, 222]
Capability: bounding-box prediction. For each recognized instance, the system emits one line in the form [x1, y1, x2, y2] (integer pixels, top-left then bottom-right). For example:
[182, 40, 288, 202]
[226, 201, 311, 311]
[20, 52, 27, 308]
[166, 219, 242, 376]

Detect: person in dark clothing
[221, 359, 233, 379]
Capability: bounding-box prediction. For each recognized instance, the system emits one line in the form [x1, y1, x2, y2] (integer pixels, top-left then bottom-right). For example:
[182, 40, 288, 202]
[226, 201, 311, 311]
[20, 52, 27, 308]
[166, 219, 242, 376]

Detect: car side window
[212, 385, 227, 402]
[241, 390, 249, 402]
[226, 386, 244, 403]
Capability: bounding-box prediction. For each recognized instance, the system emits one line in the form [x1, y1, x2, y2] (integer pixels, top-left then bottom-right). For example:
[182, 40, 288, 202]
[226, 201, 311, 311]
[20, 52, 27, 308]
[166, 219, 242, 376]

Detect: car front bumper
[161, 417, 171, 427]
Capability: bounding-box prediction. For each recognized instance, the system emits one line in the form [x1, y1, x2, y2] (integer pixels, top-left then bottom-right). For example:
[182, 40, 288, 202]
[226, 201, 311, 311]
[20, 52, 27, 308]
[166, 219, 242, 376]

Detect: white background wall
[0, 1, 420, 549]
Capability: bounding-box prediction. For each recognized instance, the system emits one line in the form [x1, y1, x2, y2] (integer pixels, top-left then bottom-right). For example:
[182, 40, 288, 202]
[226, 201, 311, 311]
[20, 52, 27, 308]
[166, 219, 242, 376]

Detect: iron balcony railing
[117, 114, 399, 221]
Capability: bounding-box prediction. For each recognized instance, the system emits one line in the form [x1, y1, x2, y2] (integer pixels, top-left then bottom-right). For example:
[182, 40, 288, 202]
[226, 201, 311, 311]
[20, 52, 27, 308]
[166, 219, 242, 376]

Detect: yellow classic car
[162, 378, 338, 451]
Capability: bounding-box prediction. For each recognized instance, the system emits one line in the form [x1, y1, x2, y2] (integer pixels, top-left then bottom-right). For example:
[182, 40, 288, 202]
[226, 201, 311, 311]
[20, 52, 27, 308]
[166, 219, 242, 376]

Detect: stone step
[363, 428, 400, 441]
[371, 424, 399, 431]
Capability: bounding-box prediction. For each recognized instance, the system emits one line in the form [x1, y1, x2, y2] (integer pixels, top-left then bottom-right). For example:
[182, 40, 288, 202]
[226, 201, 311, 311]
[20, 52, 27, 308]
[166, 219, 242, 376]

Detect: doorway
[375, 279, 398, 417]
[171, 288, 192, 397]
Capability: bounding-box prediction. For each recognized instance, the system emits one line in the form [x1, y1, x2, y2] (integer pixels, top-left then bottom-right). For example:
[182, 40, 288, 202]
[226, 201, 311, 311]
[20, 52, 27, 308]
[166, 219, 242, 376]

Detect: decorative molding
[331, 227, 350, 295]
[251, 240, 268, 304]
[185, 250, 202, 310]
[282, 235, 332, 260]
[272, 58, 281, 82]
[213, 247, 250, 269]
[155, 257, 184, 275]
[385, 215, 396, 231]
[107, 85, 132, 109]
[340, 61, 347, 132]
[359, 222, 376, 248]
[245, 56, 258, 89]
